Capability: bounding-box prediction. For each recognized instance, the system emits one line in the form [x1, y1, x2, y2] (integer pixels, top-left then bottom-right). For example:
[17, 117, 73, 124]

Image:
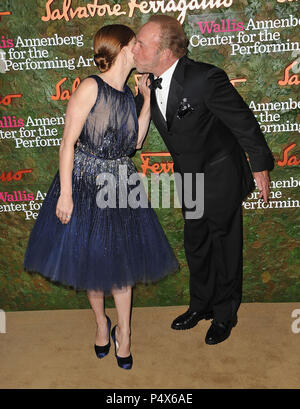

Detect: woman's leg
[112, 286, 132, 357]
[87, 290, 109, 346]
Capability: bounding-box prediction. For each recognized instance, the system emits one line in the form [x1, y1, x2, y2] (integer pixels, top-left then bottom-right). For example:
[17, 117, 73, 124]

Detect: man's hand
[253, 170, 270, 203]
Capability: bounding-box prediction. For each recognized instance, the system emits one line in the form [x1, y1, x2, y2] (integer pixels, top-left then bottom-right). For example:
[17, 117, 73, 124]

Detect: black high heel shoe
[111, 325, 133, 370]
[94, 315, 111, 359]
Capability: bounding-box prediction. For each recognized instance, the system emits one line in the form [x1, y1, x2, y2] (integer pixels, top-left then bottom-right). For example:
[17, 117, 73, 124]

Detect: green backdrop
[0, 0, 299, 311]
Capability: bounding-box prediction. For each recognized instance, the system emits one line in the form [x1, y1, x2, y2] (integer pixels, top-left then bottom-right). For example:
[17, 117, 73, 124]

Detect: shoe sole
[171, 313, 213, 330]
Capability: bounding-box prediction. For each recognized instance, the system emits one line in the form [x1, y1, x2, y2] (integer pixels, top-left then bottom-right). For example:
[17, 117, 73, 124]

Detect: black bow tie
[149, 77, 162, 90]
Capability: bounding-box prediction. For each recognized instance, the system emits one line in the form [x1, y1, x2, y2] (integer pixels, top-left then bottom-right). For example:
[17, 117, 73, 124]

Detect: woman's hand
[56, 193, 74, 224]
[138, 74, 151, 100]
[136, 75, 151, 150]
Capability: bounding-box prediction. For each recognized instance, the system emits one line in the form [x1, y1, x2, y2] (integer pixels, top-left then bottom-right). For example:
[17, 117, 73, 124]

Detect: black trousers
[177, 144, 249, 322]
[184, 205, 243, 322]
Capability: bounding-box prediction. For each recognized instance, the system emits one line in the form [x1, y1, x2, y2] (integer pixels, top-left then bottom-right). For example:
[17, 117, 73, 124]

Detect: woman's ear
[120, 46, 128, 65]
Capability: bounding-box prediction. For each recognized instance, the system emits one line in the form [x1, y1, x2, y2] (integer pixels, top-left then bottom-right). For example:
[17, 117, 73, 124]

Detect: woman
[24, 25, 179, 370]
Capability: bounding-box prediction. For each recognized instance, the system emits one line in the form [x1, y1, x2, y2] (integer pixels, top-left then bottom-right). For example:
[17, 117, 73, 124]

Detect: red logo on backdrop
[230, 78, 247, 87]
[140, 152, 174, 175]
[278, 61, 300, 86]
[51, 77, 81, 101]
[277, 143, 300, 167]
[0, 94, 22, 105]
[0, 11, 11, 21]
[0, 169, 33, 182]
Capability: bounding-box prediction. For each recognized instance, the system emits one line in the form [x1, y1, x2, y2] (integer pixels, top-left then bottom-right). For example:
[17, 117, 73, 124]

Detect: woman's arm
[56, 78, 97, 224]
[136, 74, 151, 150]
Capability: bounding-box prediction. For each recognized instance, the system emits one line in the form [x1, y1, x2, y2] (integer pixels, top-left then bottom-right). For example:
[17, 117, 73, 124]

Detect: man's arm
[203, 67, 274, 201]
[203, 67, 274, 172]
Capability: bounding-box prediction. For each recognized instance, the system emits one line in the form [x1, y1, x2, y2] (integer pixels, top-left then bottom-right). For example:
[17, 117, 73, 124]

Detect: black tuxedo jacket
[136, 56, 274, 200]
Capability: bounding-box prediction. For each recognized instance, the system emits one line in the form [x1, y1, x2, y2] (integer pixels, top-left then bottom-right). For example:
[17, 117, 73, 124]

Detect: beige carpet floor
[0, 303, 299, 389]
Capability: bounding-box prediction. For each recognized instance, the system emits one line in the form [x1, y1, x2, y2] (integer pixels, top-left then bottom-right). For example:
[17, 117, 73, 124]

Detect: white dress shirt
[155, 59, 179, 120]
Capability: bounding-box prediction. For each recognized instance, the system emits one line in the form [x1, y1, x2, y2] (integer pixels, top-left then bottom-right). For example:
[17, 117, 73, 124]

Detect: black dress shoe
[205, 316, 238, 345]
[171, 309, 213, 330]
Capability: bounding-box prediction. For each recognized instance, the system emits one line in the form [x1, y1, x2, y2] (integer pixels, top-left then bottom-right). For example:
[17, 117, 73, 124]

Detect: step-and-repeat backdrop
[0, 0, 299, 311]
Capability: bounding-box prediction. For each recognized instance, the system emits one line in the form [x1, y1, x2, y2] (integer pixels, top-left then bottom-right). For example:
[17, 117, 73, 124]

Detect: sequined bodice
[76, 75, 138, 159]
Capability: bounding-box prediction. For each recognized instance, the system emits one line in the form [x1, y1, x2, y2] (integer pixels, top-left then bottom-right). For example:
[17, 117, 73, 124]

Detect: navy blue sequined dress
[24, 75, 179, 293]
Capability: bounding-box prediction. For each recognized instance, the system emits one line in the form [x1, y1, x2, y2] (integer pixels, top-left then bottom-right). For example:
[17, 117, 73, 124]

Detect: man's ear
[162, 48, 174, 61]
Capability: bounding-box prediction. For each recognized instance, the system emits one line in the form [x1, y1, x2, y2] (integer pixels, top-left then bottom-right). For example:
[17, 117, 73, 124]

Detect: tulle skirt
[24, 153, 179, 293]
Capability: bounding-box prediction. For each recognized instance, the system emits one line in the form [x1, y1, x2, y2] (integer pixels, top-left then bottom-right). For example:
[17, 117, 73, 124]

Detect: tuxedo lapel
[150, 57, 186, 134]
[165, 57, 186, 128]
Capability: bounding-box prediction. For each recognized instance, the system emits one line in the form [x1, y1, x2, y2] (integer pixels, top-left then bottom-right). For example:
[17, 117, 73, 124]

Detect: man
[132, 15, 274, 344]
